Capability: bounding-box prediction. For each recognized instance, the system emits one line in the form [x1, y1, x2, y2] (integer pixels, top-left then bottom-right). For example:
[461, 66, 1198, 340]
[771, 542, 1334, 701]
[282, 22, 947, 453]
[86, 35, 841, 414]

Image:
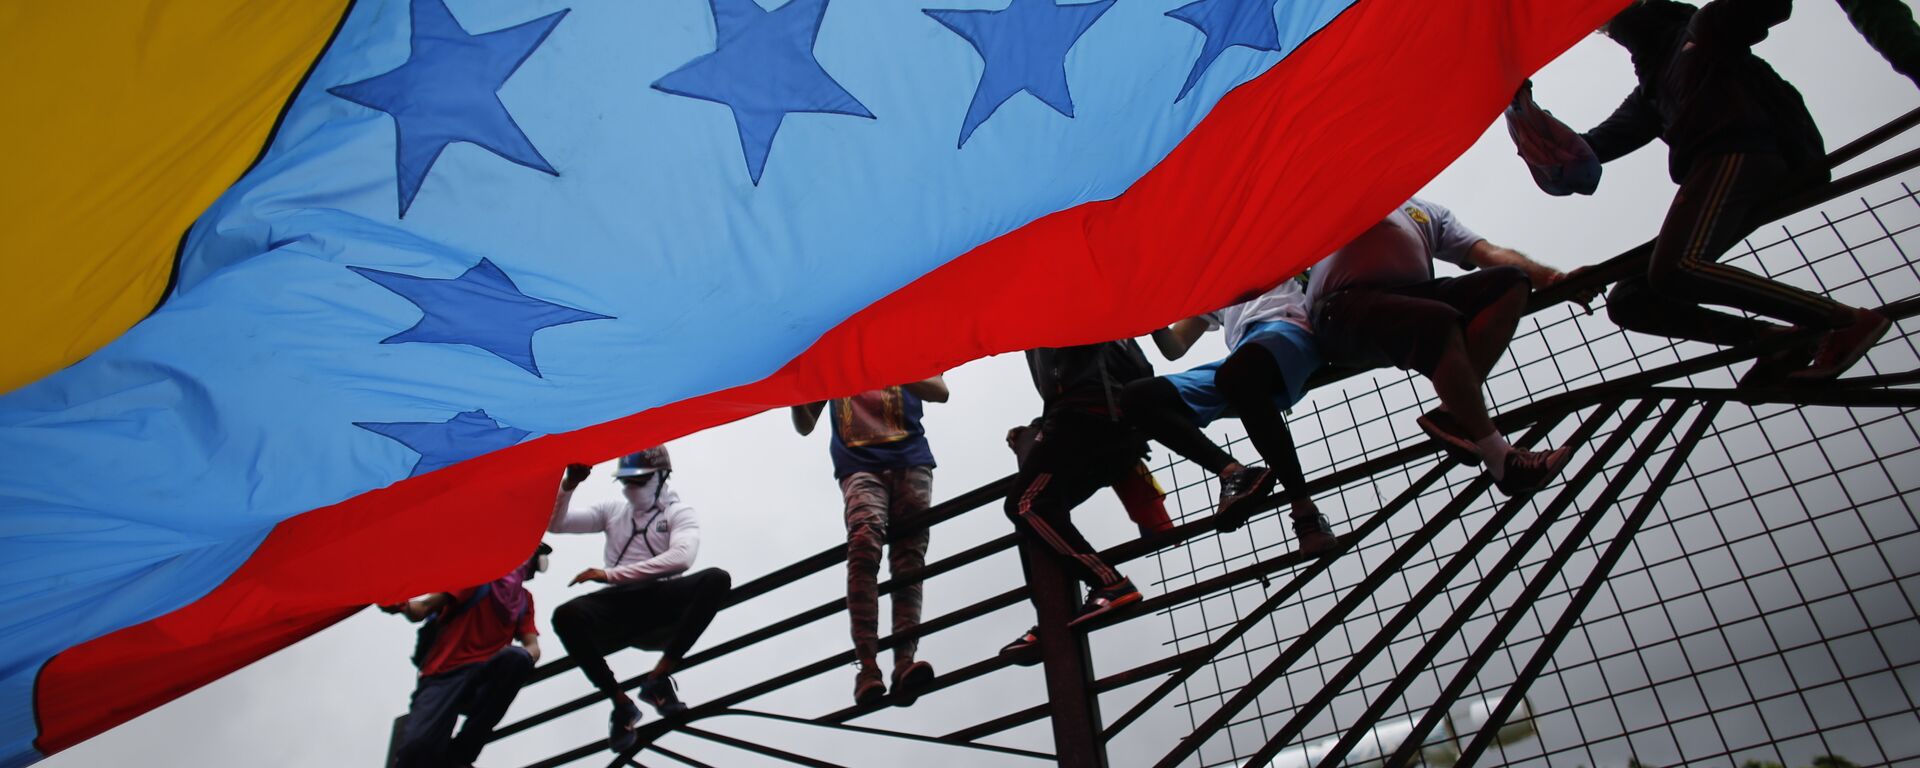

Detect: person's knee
[551, 601, 592, 638]
[1121, 377, 1181, 421]
[1215, 347, 1278, 403]
[1606, 279, 1657, 329]
[497, 645, 536, 673]
[697, 568, 733, 597]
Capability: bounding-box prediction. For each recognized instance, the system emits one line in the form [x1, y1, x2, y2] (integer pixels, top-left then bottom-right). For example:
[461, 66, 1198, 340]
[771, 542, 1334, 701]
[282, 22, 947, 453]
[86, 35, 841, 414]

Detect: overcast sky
[39, 3, 1920, 767]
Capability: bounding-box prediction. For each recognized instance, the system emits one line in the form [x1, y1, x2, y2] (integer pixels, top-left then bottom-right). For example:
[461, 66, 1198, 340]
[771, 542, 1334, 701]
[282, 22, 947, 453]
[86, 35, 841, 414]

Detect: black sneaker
[1068, 577, 1141, 628]
[1290, 508, 1339, 557]
[638, 674, 688, 716]
[853, 664, 886, 706]
[1217, 465, 1275, 530]
[1790, 308, 1891, 380]
[998, 626, 1041, 666]
[1493, 446, 1573, 496]
[608, 698, 642, 754]
[1739, 327, 1817, 388]
[891, 660, 935, 706]
[1416, 409, 1481, 466]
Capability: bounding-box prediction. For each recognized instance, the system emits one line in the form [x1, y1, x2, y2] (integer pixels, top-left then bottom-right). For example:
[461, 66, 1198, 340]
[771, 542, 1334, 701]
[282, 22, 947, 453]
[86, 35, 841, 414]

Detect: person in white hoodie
[550, 446, 732, 754]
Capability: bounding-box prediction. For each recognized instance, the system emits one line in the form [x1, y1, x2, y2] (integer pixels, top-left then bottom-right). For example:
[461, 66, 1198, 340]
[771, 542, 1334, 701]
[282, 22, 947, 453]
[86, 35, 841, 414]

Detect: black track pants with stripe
[1606, 152, 1848, 347]
[1004, 411, 1141, 591]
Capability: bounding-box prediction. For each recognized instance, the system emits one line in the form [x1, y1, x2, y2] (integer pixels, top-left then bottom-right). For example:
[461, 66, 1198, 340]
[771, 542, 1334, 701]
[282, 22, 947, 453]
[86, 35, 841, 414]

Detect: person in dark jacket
[997, 340, 1154, 662]
[1579, 0, 1889, 385]
[1839, 0, 1920, 89]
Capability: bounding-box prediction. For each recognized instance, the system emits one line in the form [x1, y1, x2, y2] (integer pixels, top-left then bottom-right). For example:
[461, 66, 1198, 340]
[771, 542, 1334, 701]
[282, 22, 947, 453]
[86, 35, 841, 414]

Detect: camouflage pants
[840, 466, 933, 667]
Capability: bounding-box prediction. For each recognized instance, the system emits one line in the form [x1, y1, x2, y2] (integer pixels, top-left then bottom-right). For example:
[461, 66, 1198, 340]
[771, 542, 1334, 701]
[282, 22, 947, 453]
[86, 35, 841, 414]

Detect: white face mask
[534, 554, 550, 574]
[620, 475, 661, 510]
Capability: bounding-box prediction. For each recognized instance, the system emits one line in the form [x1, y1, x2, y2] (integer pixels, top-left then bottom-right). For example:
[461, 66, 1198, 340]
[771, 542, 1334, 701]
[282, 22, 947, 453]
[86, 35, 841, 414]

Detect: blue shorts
[1163, 321, 1321, 428]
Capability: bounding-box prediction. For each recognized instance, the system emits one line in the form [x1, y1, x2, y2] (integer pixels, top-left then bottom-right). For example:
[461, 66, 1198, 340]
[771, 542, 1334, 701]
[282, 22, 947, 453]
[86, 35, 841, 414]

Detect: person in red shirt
[382, 542, 549, 768]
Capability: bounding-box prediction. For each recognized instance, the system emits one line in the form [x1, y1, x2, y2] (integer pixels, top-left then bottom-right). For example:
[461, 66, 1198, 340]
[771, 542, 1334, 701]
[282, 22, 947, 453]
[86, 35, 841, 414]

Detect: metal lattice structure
[472, 110, 1920, 768]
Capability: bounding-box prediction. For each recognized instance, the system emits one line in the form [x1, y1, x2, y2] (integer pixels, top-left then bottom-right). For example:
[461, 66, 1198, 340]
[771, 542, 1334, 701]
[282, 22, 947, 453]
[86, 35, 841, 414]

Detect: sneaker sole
[1068, 591, 1142, 628]
[1297, 533, 1340, 558]
[1417, 414, 1482, 466]
[998, 645, 1042, 666]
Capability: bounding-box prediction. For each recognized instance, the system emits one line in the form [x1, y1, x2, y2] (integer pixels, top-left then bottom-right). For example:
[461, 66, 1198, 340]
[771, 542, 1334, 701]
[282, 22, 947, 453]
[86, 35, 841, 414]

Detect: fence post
[1025, 539, 1109, 768]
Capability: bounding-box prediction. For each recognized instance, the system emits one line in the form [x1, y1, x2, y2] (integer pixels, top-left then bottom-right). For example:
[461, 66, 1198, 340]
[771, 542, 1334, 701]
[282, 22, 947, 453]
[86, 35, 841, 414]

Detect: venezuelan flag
[0, 0, 1624, 762]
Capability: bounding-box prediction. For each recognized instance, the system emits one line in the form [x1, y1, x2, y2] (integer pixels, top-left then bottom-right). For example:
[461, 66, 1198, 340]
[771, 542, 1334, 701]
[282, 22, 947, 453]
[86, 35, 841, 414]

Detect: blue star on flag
[327, 0, 567, 217]
[357, 409, 532, 477]
[349, 258, 611, 377]
[925, 0, 1116, 149]
[652, 0, 875, 185]
[1165, 0, 1279, 101]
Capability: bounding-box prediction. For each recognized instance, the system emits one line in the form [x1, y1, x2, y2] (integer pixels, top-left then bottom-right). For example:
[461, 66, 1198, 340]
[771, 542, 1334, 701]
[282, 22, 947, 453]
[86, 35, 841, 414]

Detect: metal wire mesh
[1142, 177, 1920, 768]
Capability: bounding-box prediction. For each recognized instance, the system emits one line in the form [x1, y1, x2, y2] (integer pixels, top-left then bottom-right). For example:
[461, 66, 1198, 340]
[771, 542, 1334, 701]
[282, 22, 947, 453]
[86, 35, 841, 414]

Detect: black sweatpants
[394, 646, 534, 768]
[551, 568, 732, 695]
[1120, 347, 1310, 503]
[1607, 152, 1848, 347]
[1004, 412, 1143, 591]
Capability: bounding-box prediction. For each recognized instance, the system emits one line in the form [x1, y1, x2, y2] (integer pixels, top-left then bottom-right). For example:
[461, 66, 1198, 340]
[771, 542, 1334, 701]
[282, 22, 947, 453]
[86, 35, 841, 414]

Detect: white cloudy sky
[39, 3, 1920, 767]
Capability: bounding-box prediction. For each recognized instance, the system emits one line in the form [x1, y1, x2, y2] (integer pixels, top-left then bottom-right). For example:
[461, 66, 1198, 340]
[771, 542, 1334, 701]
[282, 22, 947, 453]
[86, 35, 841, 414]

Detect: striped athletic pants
[1004, 411, 1141, 592]
[1605, 152, 1848, 348]
[840, 467, 933, 667]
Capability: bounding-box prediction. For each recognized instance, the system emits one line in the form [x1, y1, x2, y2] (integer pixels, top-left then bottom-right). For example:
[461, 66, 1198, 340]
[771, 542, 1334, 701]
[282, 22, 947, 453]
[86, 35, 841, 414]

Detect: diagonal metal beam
[1454, 400, 1723, 766]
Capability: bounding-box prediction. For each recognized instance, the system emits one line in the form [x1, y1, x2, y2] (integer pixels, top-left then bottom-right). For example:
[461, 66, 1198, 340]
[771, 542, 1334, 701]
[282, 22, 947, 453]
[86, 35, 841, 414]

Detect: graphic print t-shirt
[828, 386, 935, 478]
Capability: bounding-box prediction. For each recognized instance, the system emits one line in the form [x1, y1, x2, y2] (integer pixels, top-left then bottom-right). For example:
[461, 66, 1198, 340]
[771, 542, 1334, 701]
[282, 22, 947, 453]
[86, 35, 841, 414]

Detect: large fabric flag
[0, 0, 1623, 762]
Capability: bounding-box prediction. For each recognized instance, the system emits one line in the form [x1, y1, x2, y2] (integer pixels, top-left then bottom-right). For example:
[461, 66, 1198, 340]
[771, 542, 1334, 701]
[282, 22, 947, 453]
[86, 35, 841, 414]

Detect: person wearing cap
[549, 447, 733, 754]
[1572, 0, 1889, 384]
[791, 377, 947, 706]
[381, 541, 549, 768]
[1120, 272, 1339, 555]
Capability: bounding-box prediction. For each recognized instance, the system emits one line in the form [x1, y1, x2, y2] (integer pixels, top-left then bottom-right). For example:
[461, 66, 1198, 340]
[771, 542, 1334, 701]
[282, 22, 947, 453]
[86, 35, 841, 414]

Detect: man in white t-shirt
[1121, 275, 1337, 556]
[1309, 198, 1588, 495]
[550, 446, 733, 755]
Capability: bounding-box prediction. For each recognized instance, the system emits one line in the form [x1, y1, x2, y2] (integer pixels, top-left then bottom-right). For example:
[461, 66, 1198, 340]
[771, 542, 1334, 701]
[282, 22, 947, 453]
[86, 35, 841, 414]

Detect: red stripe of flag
[36, 0, 1623, 753]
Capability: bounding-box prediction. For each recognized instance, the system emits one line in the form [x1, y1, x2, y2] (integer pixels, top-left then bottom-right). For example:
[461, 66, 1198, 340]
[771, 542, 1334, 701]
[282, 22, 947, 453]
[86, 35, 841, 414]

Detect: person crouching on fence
[550, 447, 733, 754]
[1572, 0, 1891, 384]
[791, 378, 947, 706]
[380, 541, 548, 768]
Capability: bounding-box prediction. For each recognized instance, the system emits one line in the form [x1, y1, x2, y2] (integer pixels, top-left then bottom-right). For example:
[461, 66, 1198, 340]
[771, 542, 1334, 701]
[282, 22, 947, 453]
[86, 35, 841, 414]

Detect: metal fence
[480, 110, 1920, 768]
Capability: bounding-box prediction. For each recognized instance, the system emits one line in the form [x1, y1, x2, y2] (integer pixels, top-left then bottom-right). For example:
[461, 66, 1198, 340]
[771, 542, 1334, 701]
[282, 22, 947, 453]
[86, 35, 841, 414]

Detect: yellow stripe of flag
[0, 1, 350, 393]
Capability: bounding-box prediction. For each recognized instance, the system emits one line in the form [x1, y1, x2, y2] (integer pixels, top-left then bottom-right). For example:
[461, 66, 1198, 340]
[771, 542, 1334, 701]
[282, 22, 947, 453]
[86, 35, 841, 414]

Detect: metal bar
[716, 709, 1055, 761]
[1455, 400, 1723, 766]
[1245, 401, 1625, 768]
[939, 644, 1218, 743]
[1828, 106, 1920, 168]
[1304, 399, 1648, 768]
[642, 742, 720, 768]
[1148, 415, 1568, 768]
[1098, 457, 1457, 740]
[524, 477, 1014, 685]
[1025, 536, 1109, 768]
[1645, 385, 1920, 409]
[678, 726, 848, 768]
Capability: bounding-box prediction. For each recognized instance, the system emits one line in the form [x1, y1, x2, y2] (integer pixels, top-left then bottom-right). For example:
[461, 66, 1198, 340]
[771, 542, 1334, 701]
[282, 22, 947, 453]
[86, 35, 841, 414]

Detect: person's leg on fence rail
[1840, 0, 1920, 89]
[445, 646, 536, 766]
[1315, 285, 1571, 494]
[839, 470, 892, 703]
[887, 466, 935, 697]
[392, 669, 467, 768]
[1644, 152, 1887, 378]
[1606, 274, 1781, 347]
[1213, 324, 1337, 553]
[632, 568, 732, 715]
